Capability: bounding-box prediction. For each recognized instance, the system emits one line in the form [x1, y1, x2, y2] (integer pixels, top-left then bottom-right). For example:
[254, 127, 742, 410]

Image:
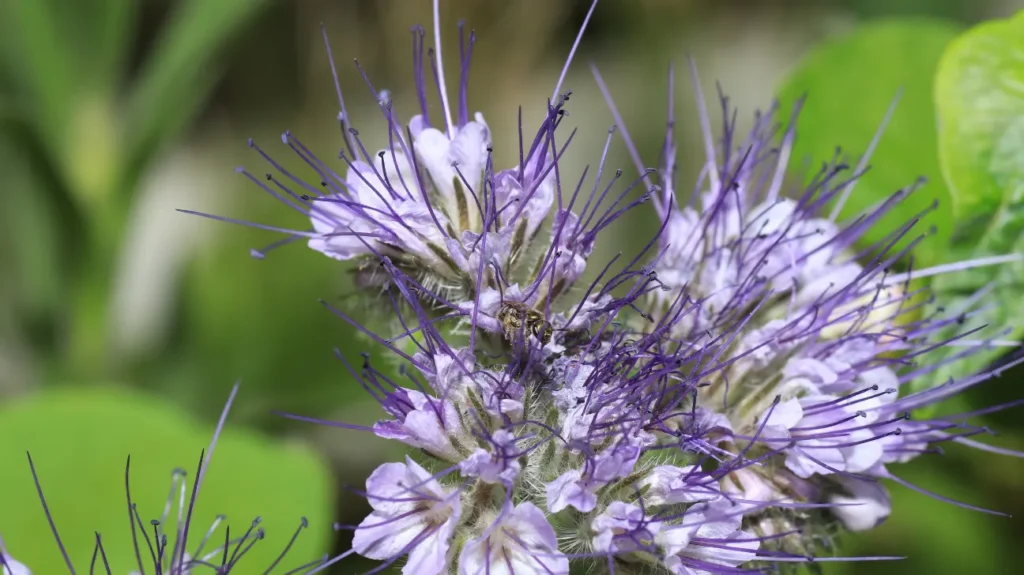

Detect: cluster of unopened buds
[4, 1, 1021, 574]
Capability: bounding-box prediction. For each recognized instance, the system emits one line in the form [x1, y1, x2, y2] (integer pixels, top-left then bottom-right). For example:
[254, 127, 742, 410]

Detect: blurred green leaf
[936, 10, 1024, 247]
[0, 385, 333, 572]
[0, 0, 75, 154]
[0, 137, 58, 315]
[0, 0, 135, 171]
[124, 0, 269, 192]
[86, 0, 138, 90]
[911, 11, 1024, 405]
[776, 18, 961, 268]
[178, 221, 368, 428]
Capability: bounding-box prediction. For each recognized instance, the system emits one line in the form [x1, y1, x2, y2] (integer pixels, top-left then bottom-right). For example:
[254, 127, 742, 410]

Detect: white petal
[352, 510, 426, 561]
[404, 518, 456, 575]
[2, 556, 30, 575]
[830, 477, 892, 531]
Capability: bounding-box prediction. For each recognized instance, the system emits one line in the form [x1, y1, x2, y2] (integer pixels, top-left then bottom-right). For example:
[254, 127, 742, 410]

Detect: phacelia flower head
[193, 0, 1023, 573]
[595, 56, 1024, 559]
[183, 1, 649, 341]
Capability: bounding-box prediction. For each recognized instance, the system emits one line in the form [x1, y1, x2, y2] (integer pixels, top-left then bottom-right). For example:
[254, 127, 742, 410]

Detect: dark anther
[320, 180, 327, 186]
[348, 128, 359, 136]
[378, 151, 386, 158]
[615, 169, 623, 177]
[265, 173, 272, 181]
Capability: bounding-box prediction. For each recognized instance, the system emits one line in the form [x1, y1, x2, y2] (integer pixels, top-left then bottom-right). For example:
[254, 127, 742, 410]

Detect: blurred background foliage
[0, 0, 1021, 573]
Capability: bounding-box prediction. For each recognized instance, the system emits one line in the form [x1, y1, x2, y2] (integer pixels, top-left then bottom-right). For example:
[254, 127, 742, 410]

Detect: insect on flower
[496, 286, 554, 346]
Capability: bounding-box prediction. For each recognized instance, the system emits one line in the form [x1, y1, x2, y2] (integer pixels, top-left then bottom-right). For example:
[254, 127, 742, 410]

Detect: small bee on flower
[497, 298, 554, 346]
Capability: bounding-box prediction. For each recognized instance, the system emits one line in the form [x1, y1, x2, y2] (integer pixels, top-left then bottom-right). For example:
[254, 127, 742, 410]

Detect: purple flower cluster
[190, 1, 1023, 574]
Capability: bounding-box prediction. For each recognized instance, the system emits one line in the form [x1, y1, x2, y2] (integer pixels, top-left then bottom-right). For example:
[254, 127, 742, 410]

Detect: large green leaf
[0, 386, 334, 573]
[776, 18, 961, 268]
[936, 11, 1024, 226]
[916, 11, 1024, 401]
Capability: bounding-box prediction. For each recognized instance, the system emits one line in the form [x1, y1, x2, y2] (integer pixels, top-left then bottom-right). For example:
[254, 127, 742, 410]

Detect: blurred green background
[0, 0, 1021, 573]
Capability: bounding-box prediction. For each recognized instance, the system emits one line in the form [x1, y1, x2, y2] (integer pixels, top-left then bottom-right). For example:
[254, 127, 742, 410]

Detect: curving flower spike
[183, 4, 667, 359]
[595, 52, 1024, 565]
[203, 0, 1024, 573]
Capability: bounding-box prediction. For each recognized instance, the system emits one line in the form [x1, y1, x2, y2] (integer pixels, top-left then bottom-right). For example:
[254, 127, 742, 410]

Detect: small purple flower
[546, 436, 646, 514]
[640, 465, 723, 505]
[757, 395, 884, 478]
[591, 501, 661, 554]
[655, 502, 761, 575]
[372, 388, 464, 461]
[353, 456, 462, 575]
[828, 475, 892, 532]
[412, 117, 492, 235]
[546, 468, 598, 513]
[459, 429, 521, 485]
[458, 502, 568, 575]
